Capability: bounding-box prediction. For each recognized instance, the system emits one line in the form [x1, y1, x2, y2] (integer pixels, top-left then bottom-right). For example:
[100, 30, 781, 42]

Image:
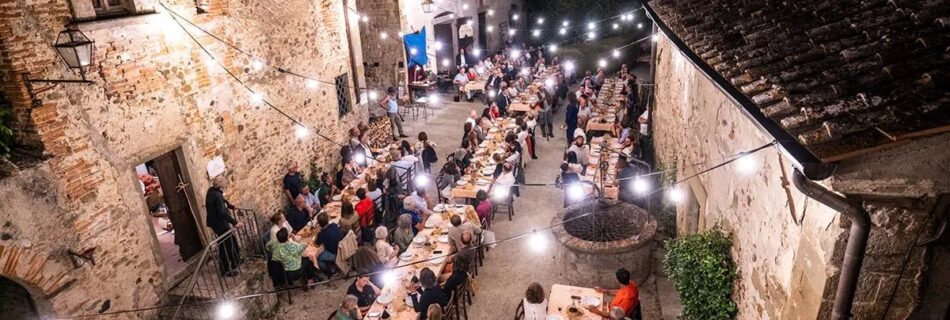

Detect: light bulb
[508, 29, 516, 36]
[487, 25, 494, 32]
[368, 91, 379, 100]
[632, 177, 649, 194]
[441, 59, 449, 67]
[306, 79, 318, 89]
[587, 31, 596, 40]
[462, 3, 469, 10]
[532, 29, 540, 37]
[598, 59, 607, 68]
[528, 231, 547, 254]
[612, 50, 620, 58]
[510, 49, 521, 58]
[476, 66, 485, 73]
[735, 153, 757, 175]
[668, 187, 684, 203]
[354, 152, 367, 165]
[251, 59, 264, 71]
[559, 28, 567, 35]
[567, 183, 585, 201]
[537, 17, 544, 24]
[361, 15, 369, 23]
[466, 20, 473, 26]
[294, 125, 309, 139]
[544, 78, 554, 88]
[652, 34, 660, 42]
[612, 23, 619, 30]
[410, 47, 418, 55]
[250, 92, 263, 104]
[428, 95, 439, 103]
[488, 90, 497, 97]
[434, 41, 443, 50]
[380, 32, 388, 39]
[492, 187, 509, 200]
[548, 44, 558, 52]
[397, 31, 405, 37]
[472, 48, 481, 56]
[487, 9, 494, 16]
[217, 301, 237, 319]
[562, 20, 569, 27]
[564, 61, 575, 71]
[512, 14, 519, 21]
[637, 23, 643, 29]
[414, 175, 429, 188]
[382, 270, 397, 286]
[587, 22, 595, 30]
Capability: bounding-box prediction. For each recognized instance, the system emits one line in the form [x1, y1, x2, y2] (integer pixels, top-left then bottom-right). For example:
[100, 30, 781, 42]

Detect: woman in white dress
[522, 282, 548, 320]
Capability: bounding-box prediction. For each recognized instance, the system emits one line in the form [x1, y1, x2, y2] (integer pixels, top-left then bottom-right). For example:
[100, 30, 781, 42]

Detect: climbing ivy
[664, 229, 738, 320]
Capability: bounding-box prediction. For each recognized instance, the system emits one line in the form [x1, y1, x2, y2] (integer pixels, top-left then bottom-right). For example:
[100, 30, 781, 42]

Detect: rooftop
[650, 0, 950, 161]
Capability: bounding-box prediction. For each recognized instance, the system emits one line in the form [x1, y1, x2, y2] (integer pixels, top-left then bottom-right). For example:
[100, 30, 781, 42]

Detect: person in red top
[588, 268, 641, 320]
[354, 188, 375, 244]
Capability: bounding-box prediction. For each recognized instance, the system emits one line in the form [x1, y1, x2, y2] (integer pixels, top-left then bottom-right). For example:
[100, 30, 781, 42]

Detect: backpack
[422, 143, 438, 164]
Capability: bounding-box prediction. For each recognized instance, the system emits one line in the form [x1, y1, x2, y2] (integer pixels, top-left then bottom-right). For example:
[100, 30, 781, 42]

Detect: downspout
[791, 169, 871, 320]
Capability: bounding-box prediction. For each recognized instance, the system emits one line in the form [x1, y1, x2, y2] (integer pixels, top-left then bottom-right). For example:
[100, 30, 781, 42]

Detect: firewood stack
[367, 116, 393, 149]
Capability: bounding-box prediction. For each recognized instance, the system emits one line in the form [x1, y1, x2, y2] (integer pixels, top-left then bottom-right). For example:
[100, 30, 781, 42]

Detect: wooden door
[152, 151, 203, 261]
[434, 22, 454, 74]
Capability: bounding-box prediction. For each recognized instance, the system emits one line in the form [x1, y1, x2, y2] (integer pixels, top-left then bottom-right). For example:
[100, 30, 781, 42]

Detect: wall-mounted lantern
[22, 27, 96, 104]
[422, 0, 434, 13]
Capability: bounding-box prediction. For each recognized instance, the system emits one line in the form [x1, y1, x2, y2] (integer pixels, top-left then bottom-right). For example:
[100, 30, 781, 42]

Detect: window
[91, 0, 130, 16]
[335, 74, 351, 118]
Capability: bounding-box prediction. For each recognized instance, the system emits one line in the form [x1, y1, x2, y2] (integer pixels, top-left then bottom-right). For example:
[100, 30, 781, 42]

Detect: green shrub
[664, 229, 738, 320]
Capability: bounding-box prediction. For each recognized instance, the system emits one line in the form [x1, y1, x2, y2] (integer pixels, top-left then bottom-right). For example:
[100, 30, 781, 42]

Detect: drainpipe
[791, 169, 871, 320]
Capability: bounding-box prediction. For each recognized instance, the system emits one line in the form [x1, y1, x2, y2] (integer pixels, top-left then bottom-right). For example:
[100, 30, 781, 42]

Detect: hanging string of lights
[58, 139, 777, 319]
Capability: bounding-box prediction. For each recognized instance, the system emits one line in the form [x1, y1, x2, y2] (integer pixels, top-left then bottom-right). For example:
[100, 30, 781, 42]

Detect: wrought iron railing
[171, 208, 265, 320]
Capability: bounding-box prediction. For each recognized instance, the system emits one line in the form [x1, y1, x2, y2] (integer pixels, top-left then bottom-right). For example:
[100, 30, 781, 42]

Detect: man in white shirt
[454, 69, 471, 100]
[567, 136, 589, 167]
[465, 110, 479, 127]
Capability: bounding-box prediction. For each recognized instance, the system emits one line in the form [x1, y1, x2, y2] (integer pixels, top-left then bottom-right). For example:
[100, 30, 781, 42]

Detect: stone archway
[0, 244, 75, 316]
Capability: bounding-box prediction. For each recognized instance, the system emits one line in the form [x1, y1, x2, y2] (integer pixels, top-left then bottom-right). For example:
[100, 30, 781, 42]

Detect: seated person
[374, 226, 399, 266]
[447, 215, 482, 253]
[300, 185, 321, 212]
[286, 195, 312, 233]
[346, 275, 381, 313]
[393, 213, 415, 253]
[588, 268, 641, 319]
[474, 190, 494, 224]
[410, 268, 447, 320]
[440, 256, 469, 301]
[333, 295, 362, 320]
[522, 282, 548, 320]
[354, 188, 375, 244]
[453, 68, 471, 100]
[314, 213, 344, 275]
[267, 212, 299, 247]
[270, 228, 320, 287]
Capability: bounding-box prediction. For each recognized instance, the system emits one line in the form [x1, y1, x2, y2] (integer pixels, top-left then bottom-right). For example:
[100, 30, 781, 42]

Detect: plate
[400, 252, 415, 260]
[456, 179, 469, 185]
[546, 315, 565, 320]
[438, 235, 449, 243]
[413, 236, 427, 244]
[476, 180, 490, 186]
[332, 195, 342, 201]
[376, 294, 394, 305]
[582, 296, 602, 307]
[366, 311, 382, 318]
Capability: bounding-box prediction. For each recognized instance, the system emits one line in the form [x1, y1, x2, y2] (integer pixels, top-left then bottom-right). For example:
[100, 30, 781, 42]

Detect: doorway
[136, 149, 203, 276]
[434, 21, 454, 75]
[0, 277, 39, 320]
[477, 12, 487, 51]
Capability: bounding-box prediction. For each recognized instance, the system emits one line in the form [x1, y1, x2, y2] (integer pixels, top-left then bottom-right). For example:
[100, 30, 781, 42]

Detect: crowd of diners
[202, 42, 647, 320]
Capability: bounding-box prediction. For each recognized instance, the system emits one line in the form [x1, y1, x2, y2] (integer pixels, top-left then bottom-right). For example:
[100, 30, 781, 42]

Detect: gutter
[791, 169, 870, 320]
[642, 3, 872, 319]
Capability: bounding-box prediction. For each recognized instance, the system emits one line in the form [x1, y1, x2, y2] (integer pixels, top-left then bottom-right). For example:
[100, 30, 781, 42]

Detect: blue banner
[403, 27, 428, 69]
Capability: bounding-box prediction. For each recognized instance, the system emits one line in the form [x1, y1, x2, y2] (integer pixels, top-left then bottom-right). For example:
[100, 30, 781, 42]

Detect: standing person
[495, 83, 511, 116]
[564, 93, 579, 145]
[283, 160, 304, 203]
[205, 175, 241, 277]
[536, 89, 553, 138]
[416, 132, 438, 173]
[379, 87, 408, 141]
[588, 268, 642, 320]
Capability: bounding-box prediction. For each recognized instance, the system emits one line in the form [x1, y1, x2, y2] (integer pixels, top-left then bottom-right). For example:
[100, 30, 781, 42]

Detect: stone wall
[357, 0, 406, 90]
[0, 0, 367, 318]
[651, 34, 949, 320]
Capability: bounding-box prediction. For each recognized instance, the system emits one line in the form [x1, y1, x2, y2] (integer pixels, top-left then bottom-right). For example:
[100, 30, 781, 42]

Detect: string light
[512, 13, 519, 21]
[632, 177, 650, 194]
[397, 31, 405, 37]
[598, 59, 607, 68]
[562, 20, 570, 27]
[587, 22, 596, 30]
[409, 47, 418, 55]
[462, 3, 469, 10]
[487, 9, 494, 16]
[612, 49, 620, 58]
[250, 92, 263, 104]
[567, 183, 585, 201]
[217, 301, 237, 320]
[306, 79, 318, 89]
[487, 25, 494, 32]
[492, 187, 509, 201]
[380, 32, 388, 39]
[294, 125, 309, 139]
[587, 31, 596, 40]
[668, 187, 684, 203]
[559, 28, 567, 35]
[637, 23, 643, 29]
[548, 44, 558, 53]
[544, 78, 555, 88]
[382, 270, 397, 286]
[251, 59, 264, 71]
[476, 66, 485, 73]
[434, 41, 444, 50]
[414, 175, 429, 188]
[532, 29, 541, 37]
[508, 29, 516, 36]
[448, 13, 455, 19]
[564, 61, 575, 71]
[652, 34, 660, 42]
[735, 153, 758, 175]
[368, 91, 379, 100]
[537, 17, 544, 24]
[428, 95, 439, 103]
[441, 59, 450, 67]
[361, 14, 369, 23]
[510, 49, 521, 58]
[612, 23, 619, 30]
[466, 20, 473, 26]
[354, 152, 367, 165]
[488, 90, 497, 98]
[527, 231, 547, 254]
[472, 48, 482, 56]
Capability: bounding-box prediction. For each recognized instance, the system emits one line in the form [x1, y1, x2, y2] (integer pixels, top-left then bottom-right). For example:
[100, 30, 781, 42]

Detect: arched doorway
[0, 276, 40, 320]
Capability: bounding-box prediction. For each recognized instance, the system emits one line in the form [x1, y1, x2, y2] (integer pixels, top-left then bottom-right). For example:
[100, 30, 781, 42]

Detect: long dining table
[362, 204, 481, 319]
[450, 117, 519, 200]
[546, 284, 606, 320]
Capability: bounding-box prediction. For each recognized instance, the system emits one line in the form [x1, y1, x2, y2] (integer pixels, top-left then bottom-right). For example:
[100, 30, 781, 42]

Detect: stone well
[551, 199, 657, 287]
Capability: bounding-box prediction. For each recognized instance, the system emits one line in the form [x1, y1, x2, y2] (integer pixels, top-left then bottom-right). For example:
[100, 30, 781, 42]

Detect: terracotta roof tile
[651, 0, 950, 160]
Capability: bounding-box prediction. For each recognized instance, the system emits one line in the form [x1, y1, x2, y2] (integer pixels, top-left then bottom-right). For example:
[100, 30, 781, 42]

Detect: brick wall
[0, 0, 367, 317]
[356, 0, 405, 89]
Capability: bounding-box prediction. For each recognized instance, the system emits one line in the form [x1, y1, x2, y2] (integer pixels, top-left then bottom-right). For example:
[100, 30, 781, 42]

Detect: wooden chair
[453, 278, 471, 320]
[493, 191, 515, 221]
[444, 291, 460, 320]
[513, 300, 525, 320]
[475, 233, 485, 267]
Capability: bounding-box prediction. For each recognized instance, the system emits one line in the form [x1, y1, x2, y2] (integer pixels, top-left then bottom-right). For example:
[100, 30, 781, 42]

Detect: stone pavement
[269, 87, 668, 319]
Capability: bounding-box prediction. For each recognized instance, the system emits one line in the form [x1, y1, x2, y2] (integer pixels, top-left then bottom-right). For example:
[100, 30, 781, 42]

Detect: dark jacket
[205, 187, 236, 234]
[495, 94, 510, 115]
[566, 103, 579, 129]
[412, 286, 448, 320]
[485, 75, 501, 92]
